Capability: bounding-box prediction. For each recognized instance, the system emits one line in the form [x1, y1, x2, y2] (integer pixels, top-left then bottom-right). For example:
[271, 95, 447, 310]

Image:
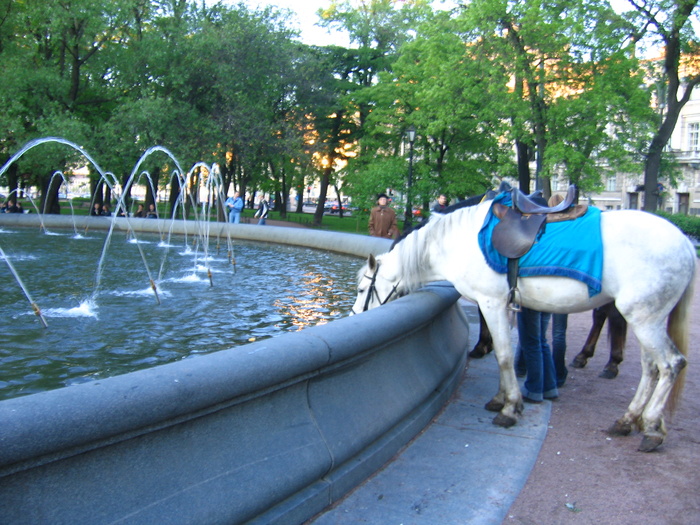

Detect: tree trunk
[145, 167, 160, 212]
[169, 175, 181, 219]
[516, 140, 531, 192]
[5, 162, 19, 198]
[89, 178, 101, 206]
[104, 185, 112, 209]
[313, 167, 332, 227]
[43, 172, 62, 214]
[120, 173, 132, 216]
[334, 184, 344, 218]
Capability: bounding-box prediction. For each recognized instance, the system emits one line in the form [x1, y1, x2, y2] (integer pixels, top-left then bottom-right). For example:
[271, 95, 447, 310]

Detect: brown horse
[468, 302, 627, 379]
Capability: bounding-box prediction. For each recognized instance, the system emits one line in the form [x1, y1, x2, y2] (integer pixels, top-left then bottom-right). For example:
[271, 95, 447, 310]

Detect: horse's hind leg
[571, 305, 608, 369]
[608, 354, 657, 437]
[600, 304, 627, 379]
[609, 323, 687, 452]
[468, 308, 493, 359]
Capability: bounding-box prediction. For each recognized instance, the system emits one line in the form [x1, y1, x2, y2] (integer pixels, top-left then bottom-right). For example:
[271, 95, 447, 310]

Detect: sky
[240, 0, 351, 47]
[237, 0, 459, 48]
[228, 1, 643, 48]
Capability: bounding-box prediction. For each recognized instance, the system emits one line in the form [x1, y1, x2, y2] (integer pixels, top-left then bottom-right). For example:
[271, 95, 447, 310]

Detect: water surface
[0, 227, 359, 400]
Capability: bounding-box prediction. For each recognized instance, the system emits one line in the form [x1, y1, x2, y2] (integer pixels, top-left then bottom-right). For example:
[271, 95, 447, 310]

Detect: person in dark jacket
[368, 193, 399, 239]
[254, 196, 270, 225]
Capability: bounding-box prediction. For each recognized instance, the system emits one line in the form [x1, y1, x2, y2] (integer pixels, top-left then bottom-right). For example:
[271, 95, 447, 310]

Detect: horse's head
[350, 253, 404, 315]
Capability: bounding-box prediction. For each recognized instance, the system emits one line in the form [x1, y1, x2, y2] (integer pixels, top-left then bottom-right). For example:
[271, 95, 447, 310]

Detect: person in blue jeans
[515, 313, 567, 387]
[517, 306, 559, 403]
[225, 191, 244, 224]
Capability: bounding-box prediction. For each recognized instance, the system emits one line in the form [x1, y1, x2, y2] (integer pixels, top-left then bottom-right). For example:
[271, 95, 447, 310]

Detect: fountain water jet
[0, 244, 48, 328]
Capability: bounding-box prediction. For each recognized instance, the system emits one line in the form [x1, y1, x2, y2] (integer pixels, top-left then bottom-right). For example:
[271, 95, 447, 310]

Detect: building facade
[562, 86, 700, 215]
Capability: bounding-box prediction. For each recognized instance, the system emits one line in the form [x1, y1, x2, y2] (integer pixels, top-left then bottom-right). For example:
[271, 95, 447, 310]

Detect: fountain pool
[0, 226, 358, 401]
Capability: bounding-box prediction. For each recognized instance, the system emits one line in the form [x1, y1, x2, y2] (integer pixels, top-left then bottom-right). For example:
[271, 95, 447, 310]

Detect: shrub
[655, 211, 700, 240]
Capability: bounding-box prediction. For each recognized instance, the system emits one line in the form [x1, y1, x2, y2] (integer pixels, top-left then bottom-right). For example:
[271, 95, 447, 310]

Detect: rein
[354, 268, 401, 314]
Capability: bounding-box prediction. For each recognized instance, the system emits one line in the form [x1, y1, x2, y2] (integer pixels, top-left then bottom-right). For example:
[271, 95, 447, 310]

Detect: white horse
[352, 199, 696, 452]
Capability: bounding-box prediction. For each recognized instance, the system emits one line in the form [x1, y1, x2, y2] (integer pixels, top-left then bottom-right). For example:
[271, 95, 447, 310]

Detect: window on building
[606, 175, 617, 192]
[689, 122, 700, 151]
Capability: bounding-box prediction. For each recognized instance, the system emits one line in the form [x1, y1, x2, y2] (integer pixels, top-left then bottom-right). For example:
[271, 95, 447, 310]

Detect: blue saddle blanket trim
[478, 193, 603, 297]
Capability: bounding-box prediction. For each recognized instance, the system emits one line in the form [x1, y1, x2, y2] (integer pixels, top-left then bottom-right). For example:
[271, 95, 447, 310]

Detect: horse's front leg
[479, 305, 522, 427]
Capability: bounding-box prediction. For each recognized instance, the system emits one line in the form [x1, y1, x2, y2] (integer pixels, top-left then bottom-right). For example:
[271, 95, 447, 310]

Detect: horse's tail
[667, 262, 696, 415]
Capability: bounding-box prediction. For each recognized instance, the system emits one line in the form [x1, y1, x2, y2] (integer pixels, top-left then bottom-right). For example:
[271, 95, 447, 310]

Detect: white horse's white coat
[352, 201, 696, 451]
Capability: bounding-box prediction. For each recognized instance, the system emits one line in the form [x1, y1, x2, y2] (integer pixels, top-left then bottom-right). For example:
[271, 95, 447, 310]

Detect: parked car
[324, 201, 349, 213]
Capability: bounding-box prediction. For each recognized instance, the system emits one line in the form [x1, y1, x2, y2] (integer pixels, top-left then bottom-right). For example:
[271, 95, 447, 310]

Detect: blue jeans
[229, 209, 241, 224]
[258, 217, 266, 225]
[517, 307, 559, 401]
[552, 313, 568, 387]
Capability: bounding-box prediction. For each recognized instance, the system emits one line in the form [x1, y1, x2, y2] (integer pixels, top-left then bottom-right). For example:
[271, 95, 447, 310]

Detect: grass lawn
[265, 210, 370, 234]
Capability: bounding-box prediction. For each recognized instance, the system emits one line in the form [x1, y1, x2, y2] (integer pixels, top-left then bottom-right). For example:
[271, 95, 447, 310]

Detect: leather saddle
[489, 185, 587, 310]
[491, 185, 586, 258]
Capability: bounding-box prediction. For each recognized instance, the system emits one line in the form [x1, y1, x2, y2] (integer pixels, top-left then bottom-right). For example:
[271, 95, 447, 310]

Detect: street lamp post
[404, 125, 416, 232]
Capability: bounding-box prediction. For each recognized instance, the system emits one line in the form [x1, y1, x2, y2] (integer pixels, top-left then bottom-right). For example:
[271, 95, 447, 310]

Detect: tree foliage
[0, 0, 696, 220]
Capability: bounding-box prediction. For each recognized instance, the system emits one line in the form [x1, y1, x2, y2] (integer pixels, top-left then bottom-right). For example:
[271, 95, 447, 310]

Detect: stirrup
[507, 287, 522, 312]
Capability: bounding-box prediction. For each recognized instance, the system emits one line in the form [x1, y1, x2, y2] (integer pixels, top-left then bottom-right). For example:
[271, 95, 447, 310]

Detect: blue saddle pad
[477, 193, 603, 297]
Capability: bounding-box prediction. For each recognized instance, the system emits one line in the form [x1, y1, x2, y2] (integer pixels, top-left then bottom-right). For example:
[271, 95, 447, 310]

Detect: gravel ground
[504, 266, 700, 525]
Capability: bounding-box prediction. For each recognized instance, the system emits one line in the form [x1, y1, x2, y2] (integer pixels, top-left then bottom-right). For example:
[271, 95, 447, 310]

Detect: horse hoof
[638, 435, 664, 452]
[570, 356, 587, 369]
[468, 344, 491, 359]
[599, 369, 618, 379]
[608, 420, 632, 436]
[485, 399, 504, 412]
[492, 413, 517, 428]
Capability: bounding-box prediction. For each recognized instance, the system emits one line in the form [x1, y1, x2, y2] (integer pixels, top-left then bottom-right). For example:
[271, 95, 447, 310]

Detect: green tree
[622, 0, 700, 211]
[0, 0, 141, 210]
[352, 9, 510, 214]
[315, 0, 434, 225]
[458, 0, 653, 198]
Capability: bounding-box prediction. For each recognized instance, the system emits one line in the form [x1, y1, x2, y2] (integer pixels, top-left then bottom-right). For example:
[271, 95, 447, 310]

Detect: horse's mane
[389, 182, 510, 250]
[377, 183, 511, 292]
[387, 198, 489, 293]
[390, 191, 491, 250]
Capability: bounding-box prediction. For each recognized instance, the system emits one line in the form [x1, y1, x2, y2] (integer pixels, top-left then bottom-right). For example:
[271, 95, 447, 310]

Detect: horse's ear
[368, 253, 377, 271]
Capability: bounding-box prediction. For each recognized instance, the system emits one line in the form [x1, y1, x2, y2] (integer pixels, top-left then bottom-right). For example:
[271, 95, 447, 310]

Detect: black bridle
[352, 267, 401, 315]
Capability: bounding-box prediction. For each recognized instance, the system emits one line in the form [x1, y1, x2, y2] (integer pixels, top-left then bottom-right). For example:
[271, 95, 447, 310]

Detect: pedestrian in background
[368, 193, 399, 239]
[226, 191, 244, 224]
[432, 194, 449, 214]
[254, 195, 270, 225]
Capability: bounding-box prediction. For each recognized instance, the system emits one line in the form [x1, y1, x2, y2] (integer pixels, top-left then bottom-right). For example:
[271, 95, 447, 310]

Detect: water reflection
[0, 228, 358, 400]
[274, 266, 355, 330]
